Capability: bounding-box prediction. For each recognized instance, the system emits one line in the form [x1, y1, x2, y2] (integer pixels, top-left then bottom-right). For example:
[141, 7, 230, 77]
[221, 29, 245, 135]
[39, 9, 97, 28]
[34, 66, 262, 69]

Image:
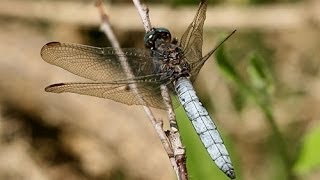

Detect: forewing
[180, 0, 207, 66]
[41, 42, 156, 81]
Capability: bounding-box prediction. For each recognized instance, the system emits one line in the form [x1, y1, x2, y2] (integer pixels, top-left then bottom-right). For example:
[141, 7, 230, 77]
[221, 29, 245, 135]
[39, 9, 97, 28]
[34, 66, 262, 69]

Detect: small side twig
[132, 0, 187, 180]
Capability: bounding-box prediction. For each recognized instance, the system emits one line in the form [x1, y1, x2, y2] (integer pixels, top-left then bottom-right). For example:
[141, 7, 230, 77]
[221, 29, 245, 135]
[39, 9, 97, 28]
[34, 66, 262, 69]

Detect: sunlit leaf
[293, 124, 320, 175]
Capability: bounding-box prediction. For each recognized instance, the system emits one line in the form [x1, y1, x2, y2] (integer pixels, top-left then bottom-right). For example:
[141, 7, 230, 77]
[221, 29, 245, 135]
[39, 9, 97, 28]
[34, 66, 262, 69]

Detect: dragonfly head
[144, 28, 171, 50]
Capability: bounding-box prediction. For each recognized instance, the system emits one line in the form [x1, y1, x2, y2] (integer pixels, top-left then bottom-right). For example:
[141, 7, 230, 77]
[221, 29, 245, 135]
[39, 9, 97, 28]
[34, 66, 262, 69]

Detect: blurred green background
[0, 0, 319, 180]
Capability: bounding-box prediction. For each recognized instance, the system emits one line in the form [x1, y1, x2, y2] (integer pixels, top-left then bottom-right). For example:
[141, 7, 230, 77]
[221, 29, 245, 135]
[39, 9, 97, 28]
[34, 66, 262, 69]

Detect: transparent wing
[41, 42, 157, 81]
[189, 30, 237, 82]
[180, 0, 207, 66]
[45, 77, 179, 109]
[179, 1, 208, 82]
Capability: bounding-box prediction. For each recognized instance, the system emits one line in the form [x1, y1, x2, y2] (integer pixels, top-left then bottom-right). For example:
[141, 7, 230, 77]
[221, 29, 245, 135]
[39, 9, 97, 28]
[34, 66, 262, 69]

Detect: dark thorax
[144, 28, 191, 84]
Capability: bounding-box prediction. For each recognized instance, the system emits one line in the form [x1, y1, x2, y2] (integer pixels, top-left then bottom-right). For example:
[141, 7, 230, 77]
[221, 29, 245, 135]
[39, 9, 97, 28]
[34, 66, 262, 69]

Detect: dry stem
[132, 0, 187, 179]
[95, 0, 177, 177]
[96, 0, 187, 179]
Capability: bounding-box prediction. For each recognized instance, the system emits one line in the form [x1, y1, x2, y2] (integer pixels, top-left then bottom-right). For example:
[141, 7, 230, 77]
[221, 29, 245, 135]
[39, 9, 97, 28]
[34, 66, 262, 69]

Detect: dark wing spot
[45, 83, 67, 92]
[40, 42, 62, 56]
[45, 42, 62, 47]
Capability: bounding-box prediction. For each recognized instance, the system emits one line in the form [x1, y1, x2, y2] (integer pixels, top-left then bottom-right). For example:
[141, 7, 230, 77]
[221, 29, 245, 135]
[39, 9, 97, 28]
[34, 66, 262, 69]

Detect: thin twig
[132, 0, 152, 32]
[95, 0, 176, 174]
[132, 0, 188, 180]
[160, 86, 187, 180]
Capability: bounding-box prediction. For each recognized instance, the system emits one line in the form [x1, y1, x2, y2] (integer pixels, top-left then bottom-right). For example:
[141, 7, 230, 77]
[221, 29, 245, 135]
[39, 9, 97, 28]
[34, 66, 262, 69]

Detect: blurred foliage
[212, 32, 316, 179]
[247, 52, 274, 94]
[294, 124, 320, 176]
[215, 38, 290, 178]
[216, 31, 275, 113]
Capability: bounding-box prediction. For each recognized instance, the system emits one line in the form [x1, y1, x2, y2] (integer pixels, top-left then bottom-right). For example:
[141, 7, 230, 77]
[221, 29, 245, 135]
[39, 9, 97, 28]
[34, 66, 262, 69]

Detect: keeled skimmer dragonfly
[41, 1, 235, 178]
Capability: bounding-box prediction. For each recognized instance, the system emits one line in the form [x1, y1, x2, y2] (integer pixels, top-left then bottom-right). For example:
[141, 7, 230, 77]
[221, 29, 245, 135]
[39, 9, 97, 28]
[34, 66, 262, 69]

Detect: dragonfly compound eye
[144, 28, 171, 49]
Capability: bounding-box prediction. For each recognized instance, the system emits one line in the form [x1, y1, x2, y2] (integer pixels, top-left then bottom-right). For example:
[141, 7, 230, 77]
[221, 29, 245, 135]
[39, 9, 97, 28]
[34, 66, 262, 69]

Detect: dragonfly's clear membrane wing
[179, 1, 231, 83]
[45, 80, 180, 109]
[41, 42, 158, 81]
[41, 42, 180, 109]
[45, 81, 165, 109]
[180, 1, 206, 63]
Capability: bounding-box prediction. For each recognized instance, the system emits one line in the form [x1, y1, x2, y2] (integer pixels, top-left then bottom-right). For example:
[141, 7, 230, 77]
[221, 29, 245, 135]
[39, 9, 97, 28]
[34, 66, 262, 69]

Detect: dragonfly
[41, 1, 235, 179]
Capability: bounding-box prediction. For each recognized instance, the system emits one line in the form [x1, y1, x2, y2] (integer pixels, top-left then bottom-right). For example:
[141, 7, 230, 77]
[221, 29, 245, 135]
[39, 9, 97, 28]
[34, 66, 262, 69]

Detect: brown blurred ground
[0, 0, 320, 180]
